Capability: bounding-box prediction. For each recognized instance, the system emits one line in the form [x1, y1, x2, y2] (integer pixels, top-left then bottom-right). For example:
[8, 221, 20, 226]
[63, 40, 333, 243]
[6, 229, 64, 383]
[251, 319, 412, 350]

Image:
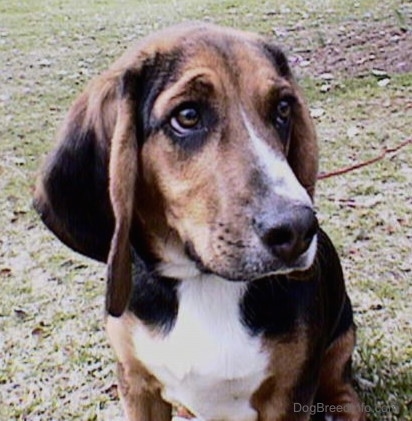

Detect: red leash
[317, 138, 411, 180]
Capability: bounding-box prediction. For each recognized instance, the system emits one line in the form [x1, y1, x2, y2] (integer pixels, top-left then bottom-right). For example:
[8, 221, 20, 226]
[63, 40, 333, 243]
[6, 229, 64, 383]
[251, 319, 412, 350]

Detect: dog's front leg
[252, 383, 312, 421]
[107, 315, 172, 421]
[315, 327, 366, 421]
[117, 361, 172, 421]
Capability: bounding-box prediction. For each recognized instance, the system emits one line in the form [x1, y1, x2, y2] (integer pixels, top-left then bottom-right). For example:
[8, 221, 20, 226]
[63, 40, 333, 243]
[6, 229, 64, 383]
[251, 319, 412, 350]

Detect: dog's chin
[217, 258, 316, 283]
[250, 235, 318, 281]
[184, 235, 318, 282]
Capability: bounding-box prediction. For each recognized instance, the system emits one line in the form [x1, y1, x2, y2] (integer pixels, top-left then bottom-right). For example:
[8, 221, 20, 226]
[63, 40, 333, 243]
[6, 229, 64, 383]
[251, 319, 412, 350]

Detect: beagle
[34, 23, 365, 421]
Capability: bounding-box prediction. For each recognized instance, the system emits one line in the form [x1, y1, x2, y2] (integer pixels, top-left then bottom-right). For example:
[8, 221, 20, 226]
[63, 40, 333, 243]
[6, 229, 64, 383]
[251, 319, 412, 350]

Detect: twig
[318, 138, 411, 180]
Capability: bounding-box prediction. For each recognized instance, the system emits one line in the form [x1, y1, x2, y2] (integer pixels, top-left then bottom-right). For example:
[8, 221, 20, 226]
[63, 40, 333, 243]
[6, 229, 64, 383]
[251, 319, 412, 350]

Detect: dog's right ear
[34, 63, 149, 316]
[33, 71, 123, 263]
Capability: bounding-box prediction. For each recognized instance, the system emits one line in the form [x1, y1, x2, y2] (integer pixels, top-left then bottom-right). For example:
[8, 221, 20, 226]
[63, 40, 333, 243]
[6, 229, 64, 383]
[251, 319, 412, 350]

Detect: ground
[0, 0, 411, 420]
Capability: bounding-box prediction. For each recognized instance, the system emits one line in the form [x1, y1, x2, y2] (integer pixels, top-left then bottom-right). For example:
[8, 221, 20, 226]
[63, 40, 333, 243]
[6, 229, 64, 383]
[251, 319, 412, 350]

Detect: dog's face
[34, 23, 319, 316]
[139, 29, 318, 280]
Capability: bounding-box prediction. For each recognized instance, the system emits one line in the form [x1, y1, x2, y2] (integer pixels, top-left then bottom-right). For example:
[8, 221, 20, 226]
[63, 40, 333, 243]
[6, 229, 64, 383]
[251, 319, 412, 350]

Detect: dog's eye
[165, 103, 217, 151]
[275, 99, 292, 125]
[273, 97, 295, 147]
[170, 107, 201, 134]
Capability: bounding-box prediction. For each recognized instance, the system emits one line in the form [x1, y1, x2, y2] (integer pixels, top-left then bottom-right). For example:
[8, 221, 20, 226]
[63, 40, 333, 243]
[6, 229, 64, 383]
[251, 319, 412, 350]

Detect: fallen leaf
[320, 83, 331, 93]
[319, 72, 334, 80]
[310, 108, 325, 119]
[31, 326, 46, 338]
[38, 58, 52, 67]
[377, 78, 390, 87]
[103, 383, 119, 400]
[371, 68, 388, 78]
[14, 308, 28, 320]
[0, 267, 12, 277]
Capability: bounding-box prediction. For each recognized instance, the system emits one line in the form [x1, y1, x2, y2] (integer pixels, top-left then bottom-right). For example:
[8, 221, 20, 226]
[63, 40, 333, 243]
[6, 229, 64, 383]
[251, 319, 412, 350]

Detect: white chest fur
[131, 275, 269, 421]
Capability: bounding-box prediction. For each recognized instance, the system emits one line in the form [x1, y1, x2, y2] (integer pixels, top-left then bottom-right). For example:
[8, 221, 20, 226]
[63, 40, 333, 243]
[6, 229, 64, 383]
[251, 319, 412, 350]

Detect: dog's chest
[132, 277, 269, 421]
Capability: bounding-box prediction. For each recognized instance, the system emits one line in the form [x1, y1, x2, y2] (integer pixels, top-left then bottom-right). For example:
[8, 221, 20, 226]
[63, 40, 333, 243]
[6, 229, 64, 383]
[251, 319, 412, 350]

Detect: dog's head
[34, 23, 318, 316]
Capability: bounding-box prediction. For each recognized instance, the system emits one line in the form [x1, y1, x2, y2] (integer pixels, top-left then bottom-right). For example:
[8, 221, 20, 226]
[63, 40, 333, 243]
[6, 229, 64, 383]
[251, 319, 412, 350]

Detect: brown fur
[106, 77, 139, 316]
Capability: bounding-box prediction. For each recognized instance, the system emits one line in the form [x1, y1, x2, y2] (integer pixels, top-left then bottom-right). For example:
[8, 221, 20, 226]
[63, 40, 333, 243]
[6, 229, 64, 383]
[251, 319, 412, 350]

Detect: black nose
[256, 207, 318, 263]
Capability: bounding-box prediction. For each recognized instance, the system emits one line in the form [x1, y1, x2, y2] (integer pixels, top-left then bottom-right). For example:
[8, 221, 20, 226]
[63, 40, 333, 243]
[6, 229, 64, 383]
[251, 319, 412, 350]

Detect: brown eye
[276, 100, 291, 121]
[170, 107, 201, 133]
[274, 98, 294, 146]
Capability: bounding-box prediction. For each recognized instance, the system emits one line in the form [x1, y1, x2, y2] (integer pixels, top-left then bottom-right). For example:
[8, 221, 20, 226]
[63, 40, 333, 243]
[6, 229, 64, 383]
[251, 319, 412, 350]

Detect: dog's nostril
[263, 226, 293, 248]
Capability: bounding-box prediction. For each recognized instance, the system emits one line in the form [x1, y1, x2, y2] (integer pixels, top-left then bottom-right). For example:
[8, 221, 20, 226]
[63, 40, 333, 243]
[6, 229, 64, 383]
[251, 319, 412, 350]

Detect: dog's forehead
[133, 24, 290, 117]
[141, 23, 262, 54]
[133, 23, 283, 84]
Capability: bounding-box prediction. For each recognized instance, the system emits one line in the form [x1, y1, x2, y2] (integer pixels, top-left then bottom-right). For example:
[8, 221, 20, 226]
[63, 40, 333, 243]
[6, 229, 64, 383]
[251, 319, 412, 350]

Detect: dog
[34, 22, 365, 421]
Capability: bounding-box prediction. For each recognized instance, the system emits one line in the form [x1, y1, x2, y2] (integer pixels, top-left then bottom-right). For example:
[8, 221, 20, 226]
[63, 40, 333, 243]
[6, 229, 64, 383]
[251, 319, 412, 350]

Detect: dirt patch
[290, 22, 411, 78]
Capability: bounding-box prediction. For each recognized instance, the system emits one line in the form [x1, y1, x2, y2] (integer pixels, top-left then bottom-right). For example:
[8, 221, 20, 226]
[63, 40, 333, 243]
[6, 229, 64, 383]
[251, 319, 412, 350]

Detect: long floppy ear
[34, 68, 140, 316]
[33, 74, 118, 262]
[106, 70, 138, 317]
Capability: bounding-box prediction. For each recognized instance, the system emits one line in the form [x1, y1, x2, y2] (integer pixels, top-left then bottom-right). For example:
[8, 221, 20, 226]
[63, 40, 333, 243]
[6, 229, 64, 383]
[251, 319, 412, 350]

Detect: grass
[1, 0, 411, 420]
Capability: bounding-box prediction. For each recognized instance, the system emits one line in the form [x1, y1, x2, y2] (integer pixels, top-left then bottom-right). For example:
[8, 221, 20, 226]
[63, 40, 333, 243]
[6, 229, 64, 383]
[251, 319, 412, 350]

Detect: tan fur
[251, 330, 309, 420]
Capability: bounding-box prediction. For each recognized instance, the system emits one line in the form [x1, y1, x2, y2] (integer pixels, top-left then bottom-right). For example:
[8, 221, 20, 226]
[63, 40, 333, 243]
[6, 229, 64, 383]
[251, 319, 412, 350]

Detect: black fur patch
[128, 249, 179, 332]
[241, 274, 319, 337]
[329, 295, 354, 344]
[135, 50, 185, 141]
[315, 229, 354, 345]
[41, 125, 114, 262]
[261, 42, 292, 78]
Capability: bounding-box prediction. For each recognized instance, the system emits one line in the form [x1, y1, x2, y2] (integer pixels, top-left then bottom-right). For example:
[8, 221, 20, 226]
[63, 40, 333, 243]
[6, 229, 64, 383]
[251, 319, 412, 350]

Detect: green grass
[1, 0, 411, 420]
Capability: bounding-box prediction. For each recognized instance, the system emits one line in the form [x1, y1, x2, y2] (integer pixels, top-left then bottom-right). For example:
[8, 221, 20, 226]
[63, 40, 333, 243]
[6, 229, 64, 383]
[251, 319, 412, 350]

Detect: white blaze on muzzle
[241, 110, 312, 207]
